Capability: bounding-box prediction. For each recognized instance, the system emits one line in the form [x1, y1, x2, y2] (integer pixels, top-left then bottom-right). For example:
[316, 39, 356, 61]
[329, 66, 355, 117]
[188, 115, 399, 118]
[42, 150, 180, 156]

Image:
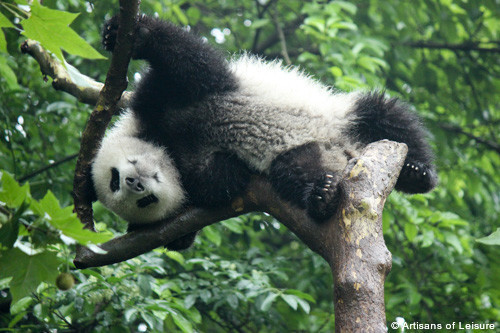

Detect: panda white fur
[92, 113, 185, 224]
[91, 15, 437, 249]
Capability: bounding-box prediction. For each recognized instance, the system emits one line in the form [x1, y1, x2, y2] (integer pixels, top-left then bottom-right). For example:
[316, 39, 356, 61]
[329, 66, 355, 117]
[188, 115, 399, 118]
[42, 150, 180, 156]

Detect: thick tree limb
[72, 0, 140, 231]
[74, 140, 406, 332]
[330, 140, 406, 332]
[20, 39, 131, 108]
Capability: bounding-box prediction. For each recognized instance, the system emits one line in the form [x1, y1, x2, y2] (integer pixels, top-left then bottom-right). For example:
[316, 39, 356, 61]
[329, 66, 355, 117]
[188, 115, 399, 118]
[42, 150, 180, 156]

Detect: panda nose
[125, 177, 145, 192]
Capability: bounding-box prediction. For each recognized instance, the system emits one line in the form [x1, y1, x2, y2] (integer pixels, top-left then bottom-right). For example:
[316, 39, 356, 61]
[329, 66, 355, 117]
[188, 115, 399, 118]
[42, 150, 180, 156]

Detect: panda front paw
[102, 16, 119, 52]
[102, 14, 152, 58]
[396, 160, 438, 194]
[307, 173, 341, 221]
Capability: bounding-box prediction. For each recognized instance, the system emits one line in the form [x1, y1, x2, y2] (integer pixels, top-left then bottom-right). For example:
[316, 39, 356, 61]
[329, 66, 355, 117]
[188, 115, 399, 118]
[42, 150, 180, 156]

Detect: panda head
[91, 136, 186, 225]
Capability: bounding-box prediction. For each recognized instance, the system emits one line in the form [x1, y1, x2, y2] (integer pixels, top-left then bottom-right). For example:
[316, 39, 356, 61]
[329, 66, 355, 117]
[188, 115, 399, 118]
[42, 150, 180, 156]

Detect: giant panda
[91, 15, 437, 250]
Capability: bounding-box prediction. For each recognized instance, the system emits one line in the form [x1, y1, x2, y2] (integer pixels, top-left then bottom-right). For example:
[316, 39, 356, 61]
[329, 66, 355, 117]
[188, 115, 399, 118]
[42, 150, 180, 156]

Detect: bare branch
[272, 10, 291, 66]
[402, 40, 500, 53]
[72, 0, 140, 231]
[252, 15, 305, 54]
[20, 40, 131, 108]
[18, 153, 78, 183]
[439, 123, 500, 154]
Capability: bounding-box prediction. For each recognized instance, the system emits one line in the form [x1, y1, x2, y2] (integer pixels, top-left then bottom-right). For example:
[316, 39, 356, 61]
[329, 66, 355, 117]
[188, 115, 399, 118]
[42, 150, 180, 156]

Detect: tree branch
[20, 40, 131, 108]
[72, 0, 140, 231]
[439, 123, 500, 154]
[272, 9, 291, 66]
[18, 153, 78, 183]
[252, 15, 305, 54]
[402, 40, 500, 53]
[74, 140, 406, 332]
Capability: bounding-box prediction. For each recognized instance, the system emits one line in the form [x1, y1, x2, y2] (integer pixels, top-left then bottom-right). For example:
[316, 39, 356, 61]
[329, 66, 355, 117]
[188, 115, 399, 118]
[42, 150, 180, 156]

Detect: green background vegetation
[0, 0, 499, 332]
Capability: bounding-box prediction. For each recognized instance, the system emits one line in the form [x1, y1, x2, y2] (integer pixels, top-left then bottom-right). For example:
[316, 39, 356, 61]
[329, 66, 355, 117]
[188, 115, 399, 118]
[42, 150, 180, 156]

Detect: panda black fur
[92, 15, 437, 249]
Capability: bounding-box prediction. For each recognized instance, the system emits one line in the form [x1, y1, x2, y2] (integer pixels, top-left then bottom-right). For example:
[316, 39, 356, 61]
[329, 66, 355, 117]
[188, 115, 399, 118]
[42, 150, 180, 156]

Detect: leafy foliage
[0, 0, 499, 332]
[20, 2, 105, 62]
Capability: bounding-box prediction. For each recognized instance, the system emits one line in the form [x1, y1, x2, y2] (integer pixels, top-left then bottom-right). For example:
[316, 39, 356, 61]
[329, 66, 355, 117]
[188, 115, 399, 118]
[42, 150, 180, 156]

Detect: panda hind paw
[307, 173, 341, 221]
[396, 160, 437, 193]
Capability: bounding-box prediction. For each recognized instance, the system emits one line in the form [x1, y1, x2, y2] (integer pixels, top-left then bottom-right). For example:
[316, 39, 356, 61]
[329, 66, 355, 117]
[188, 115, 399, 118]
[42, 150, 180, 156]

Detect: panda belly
[200, 92, 353, 173]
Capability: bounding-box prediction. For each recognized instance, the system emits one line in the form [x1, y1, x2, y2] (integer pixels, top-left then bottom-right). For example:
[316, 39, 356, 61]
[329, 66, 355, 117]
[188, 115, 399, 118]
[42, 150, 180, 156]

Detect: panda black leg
[269, 143, 341, 221]
[350, 92, 438, 194]
[102, 14, 236, 110]
[128, 223, 197, 251]
[166, 232, 198, 251]
[181, 151, 252, 208]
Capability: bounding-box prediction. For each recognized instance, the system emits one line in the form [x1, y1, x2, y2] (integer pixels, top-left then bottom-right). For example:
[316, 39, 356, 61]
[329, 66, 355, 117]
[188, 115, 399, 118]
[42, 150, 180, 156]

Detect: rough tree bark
[23, 5, 409, 330]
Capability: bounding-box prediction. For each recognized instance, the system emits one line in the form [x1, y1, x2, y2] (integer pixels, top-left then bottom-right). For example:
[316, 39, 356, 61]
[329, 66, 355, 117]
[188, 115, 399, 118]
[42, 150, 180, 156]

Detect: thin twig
[439, 123, 500, 154]
[402, 40, 500, 53]
[18, 153, 78, 183]
[272, 9, 291, 65]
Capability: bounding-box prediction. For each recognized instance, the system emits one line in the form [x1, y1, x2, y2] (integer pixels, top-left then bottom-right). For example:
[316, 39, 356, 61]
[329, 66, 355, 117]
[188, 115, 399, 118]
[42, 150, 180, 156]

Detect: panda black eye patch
[137, 194, 159, 208]
[110, 168, 120, 192]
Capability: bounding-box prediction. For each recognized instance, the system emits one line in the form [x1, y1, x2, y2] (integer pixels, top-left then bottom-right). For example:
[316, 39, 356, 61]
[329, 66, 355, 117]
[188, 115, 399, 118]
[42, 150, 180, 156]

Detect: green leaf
[0, 208, 20, 248]
[0, 11, 15, 29]
[184, 294, 197, 309]
[172, 5, 188, 26]
[227, 294, 239, 309]
[281, 294, 298, 310]
[33, 191, 113, 245]
[295, 297, 311, 314]
[444, 232, 463, 254]
[260, 292, 278, 311]
[0, 248, 60, 305]
[221, 218, 243, 234]
[20, 2, 105, 62]
[9, 296, 32, 316]
[0, 56, 19, 89]
[0, 11, 15, 53]
[404, 223, 418, 242]
[203, 225, 221, 246]
[476, 228, 500, 246]
[0, 173, 30, 208]
[284, 289, 316, 303]
[251, 18, 271, 30]
[171, 311, 193, 333]
[186, 7, 201, 25]
[165, 250, 185, 265]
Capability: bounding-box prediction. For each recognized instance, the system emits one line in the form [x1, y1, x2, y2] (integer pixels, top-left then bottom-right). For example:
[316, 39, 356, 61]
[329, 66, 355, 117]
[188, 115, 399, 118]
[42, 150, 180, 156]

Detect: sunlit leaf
[20, 2, 104, 62]
[476, 229, 500, 246]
